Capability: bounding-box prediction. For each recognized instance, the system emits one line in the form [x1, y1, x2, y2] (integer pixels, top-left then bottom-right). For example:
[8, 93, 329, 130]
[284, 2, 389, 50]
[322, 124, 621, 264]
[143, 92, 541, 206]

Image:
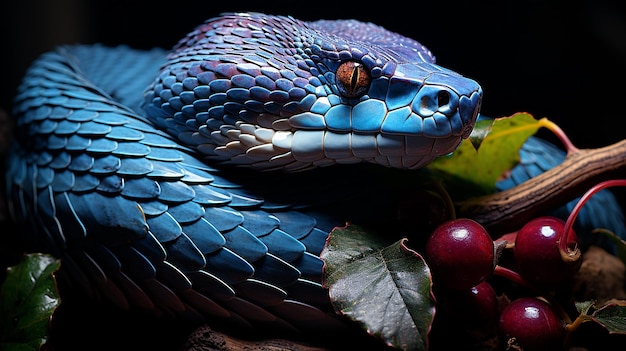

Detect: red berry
[425, 218, 495, 291]
[498, 297, 564, 351]
[430, 281, 500, 348]
[435, 281, 499, 327]
[514, 216, 582, 286]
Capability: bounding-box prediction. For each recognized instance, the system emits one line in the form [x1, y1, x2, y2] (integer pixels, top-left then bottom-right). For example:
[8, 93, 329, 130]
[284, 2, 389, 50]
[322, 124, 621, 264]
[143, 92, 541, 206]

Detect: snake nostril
[437, 90, 450, 108]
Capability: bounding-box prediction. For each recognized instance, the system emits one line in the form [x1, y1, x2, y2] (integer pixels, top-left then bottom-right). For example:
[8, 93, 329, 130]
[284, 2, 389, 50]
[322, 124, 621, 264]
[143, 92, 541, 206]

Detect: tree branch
[183, 325, 330, 351]
[457, 139, 626, 234]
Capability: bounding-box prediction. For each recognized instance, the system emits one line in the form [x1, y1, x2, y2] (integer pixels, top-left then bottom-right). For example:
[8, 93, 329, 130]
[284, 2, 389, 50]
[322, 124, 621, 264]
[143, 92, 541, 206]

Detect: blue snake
[5, 12, 624, 337]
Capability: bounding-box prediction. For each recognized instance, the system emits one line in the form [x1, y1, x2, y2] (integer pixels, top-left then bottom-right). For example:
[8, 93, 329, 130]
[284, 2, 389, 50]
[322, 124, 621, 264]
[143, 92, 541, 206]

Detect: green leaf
[321, 224, 435, 350]
[591, 303, 626, 334]
[575, 300, 595, 316]
[428, 112, 543, 193]
[0, 254, 61, 350]
[468, 116, 495, 150]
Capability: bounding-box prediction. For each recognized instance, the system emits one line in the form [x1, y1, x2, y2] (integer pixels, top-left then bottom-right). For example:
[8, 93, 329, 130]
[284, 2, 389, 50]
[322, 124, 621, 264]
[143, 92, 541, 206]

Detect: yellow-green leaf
[428, 112, 543, 193]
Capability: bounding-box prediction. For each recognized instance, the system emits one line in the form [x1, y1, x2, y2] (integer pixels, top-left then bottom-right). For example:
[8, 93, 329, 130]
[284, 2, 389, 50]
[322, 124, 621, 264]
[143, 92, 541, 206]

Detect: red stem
[561, 179, 626, 253]
[493, 265, 573, 324]
[493, 265, 540, 294]
[539, 118, 579, 154]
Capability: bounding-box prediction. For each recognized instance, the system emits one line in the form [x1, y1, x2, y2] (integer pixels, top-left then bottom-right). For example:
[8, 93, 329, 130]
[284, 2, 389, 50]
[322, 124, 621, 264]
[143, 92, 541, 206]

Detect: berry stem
[493, 265, 540, 294]
[563, 311, 595, 348]
[538, 118, 578, 154]
[561, 179, 626, 253]
[564, 312, 592, 333]
[493, 265, 573, 324]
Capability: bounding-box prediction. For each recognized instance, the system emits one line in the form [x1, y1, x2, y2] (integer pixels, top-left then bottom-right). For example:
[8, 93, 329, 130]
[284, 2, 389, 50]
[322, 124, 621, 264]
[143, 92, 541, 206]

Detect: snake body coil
[5, 12, 623, 337]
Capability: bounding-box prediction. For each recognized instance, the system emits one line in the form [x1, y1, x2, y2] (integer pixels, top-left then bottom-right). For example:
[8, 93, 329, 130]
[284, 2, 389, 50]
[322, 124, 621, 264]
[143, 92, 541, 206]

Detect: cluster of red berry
[424, 180, 625, 350]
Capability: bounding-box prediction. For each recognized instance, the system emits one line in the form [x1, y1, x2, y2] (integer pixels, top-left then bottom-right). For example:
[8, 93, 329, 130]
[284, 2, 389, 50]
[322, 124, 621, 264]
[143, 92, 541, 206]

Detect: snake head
[142, 13, 482, 171]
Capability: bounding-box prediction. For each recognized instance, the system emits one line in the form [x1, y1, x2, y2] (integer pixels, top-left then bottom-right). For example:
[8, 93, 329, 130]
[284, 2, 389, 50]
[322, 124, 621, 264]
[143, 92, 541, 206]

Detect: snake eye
[335, 60, 371, 98]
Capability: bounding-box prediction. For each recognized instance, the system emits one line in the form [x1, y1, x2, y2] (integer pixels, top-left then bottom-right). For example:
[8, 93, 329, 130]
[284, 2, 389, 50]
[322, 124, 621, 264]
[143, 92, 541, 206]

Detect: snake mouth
[371, 133, 465, 169]
[455, 88, 483, 139]
[284, 127, 472, 170]
[372, 75, 482, 169]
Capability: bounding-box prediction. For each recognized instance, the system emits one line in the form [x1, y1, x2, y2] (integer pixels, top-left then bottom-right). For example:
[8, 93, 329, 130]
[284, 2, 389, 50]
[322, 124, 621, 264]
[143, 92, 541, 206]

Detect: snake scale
[5, 12, 625, 339]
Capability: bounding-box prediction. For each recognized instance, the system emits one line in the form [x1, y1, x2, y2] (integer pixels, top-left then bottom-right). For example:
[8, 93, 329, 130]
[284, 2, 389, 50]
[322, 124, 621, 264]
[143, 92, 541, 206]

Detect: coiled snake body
[5, 12, 623, 337]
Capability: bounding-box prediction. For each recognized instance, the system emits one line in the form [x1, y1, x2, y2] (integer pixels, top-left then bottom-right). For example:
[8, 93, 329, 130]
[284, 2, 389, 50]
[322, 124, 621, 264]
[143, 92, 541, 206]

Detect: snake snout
[387, 63, 482, 140]
[418, 71, 482, 138]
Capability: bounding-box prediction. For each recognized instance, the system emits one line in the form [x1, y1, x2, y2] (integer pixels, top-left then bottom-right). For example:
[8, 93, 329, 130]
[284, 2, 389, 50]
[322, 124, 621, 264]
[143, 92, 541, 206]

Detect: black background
[2, 0, 626, 148]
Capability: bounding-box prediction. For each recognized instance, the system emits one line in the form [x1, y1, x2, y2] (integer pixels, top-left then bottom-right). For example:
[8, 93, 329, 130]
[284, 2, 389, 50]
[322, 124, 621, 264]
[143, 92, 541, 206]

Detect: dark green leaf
[321, 224, 435, 350]
[575, 300, 595, 316]
[0, 254, 61, 350]
[591, 303, 626, 334]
